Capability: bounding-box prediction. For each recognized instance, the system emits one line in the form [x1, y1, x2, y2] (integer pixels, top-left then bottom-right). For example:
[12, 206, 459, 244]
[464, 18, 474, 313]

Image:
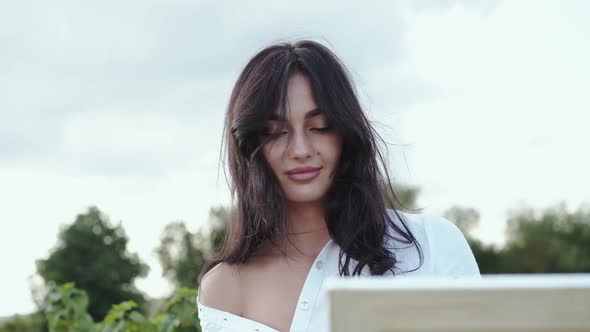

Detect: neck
[285, 200, 326, 233]
[270, 200, 331, 260]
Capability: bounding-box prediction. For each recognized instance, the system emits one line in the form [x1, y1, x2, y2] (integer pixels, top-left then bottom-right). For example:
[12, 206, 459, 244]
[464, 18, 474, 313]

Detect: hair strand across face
[198, 39, 424, 284]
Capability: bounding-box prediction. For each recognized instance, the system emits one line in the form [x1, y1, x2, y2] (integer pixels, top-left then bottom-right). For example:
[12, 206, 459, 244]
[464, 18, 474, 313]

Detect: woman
[196, 39, 480, 332]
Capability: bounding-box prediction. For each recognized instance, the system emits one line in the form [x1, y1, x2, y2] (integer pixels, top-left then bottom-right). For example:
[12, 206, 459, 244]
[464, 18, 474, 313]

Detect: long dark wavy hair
[198, 39, 423, 283]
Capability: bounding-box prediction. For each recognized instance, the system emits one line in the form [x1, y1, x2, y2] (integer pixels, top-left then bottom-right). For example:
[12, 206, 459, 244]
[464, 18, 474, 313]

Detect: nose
[286, 128, 313, 160]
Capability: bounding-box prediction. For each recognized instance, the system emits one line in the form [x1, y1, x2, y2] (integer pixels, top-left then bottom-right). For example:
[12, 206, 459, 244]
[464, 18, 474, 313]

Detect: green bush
[44, 283, 200, 332]
[0, 312, 47, 332]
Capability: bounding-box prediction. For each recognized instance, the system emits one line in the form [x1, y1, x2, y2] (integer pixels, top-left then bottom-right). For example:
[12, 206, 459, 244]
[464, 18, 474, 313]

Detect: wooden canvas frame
[325, 274, 590, 332]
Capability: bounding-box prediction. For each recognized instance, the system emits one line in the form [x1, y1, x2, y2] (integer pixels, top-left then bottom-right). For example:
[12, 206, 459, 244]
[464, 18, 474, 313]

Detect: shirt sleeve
[425, 215, 481, 277]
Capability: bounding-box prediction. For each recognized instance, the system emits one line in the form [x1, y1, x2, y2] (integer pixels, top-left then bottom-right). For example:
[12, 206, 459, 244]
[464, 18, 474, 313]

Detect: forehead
[269, 108, 323, 121]
[271, 72, 321, 121]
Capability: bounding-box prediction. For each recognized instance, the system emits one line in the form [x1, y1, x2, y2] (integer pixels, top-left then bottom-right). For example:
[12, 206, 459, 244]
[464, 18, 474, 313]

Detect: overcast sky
[1, 0, 588, 316]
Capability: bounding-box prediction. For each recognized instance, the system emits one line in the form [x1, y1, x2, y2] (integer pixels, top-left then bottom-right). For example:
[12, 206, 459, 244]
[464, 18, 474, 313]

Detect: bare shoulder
[198, 262, 243, 315]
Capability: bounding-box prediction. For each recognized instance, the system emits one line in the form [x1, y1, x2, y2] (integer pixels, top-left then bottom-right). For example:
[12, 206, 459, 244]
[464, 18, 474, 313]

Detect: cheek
[318, 136, 342, 165]
[262, 143, 282, 171]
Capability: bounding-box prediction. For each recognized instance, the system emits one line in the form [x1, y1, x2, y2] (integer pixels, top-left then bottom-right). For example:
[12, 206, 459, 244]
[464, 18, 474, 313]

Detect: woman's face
[262, 72, 342, 205]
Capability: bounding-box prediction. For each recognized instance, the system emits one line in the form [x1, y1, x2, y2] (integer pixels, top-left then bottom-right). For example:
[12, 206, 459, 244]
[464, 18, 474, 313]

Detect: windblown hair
[198, 39, 423, 284]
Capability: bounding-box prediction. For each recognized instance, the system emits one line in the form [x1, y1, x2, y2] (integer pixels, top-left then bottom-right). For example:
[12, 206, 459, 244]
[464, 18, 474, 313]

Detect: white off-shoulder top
[197, 209, 481, 332]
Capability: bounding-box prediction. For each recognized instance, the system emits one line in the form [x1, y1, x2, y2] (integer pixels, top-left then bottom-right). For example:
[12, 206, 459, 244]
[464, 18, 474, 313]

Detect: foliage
[155, 206, 229, 291]
[36, 206, 149, 321]
[500, 203, 590, 273]
[207, 206, 231, 255]
[466, 238, 504, 274]
[0, 312, 47, 332]
[45, 282, 95, 332]
[155, 222, 207, 289]
[155, 288, 200, 332]
[96, 301, 155, 332]
[40, 284, 200, 332]
[445, 202, 590, 274]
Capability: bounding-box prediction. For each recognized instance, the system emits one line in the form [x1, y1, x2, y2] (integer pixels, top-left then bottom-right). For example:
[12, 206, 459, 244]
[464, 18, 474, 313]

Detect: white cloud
[394, 1, 590, 244]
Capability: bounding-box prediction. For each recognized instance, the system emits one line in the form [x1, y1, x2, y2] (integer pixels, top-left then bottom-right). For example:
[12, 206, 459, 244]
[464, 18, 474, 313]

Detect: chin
[284, 187, 330, 204]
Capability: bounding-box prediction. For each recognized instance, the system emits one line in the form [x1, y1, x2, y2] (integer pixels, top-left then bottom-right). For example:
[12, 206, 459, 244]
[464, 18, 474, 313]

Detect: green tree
[443, 205, 504, 274]
[501, 202, 590, 273]
[35, 206, 149, 321]
[155, 222, 207, 289]
[464, 238, 504, 274]
[455, 202, 590, 274]
[155, 206, 230, 291]
[207, 206, 231, 254]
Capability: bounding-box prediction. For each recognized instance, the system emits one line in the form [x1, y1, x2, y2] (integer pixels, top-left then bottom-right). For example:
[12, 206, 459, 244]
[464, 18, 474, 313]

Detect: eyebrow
[269, 108, 322, 121]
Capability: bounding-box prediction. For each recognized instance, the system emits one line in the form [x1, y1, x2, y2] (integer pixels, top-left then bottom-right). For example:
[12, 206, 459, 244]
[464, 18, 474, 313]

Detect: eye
[311, 126, 333, 133]
[261, 129, 288, 138]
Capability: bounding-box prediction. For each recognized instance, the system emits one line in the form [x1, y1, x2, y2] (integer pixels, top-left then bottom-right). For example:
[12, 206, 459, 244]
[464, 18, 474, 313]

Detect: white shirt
[196, 209, 481, 332]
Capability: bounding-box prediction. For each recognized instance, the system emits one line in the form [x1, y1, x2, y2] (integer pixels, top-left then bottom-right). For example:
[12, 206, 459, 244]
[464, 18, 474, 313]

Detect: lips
[286, 166, 321, 174]
[285, 166, 322, 182]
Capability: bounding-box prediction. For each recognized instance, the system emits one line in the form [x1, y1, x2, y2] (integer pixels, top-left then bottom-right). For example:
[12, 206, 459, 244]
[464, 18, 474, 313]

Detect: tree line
[1, 186, 589, 331]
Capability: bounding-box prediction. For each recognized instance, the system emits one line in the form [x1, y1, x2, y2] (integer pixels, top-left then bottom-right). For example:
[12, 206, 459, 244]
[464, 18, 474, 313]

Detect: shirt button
[315, 260, 324, 270]
[300, 300, 310, 310]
